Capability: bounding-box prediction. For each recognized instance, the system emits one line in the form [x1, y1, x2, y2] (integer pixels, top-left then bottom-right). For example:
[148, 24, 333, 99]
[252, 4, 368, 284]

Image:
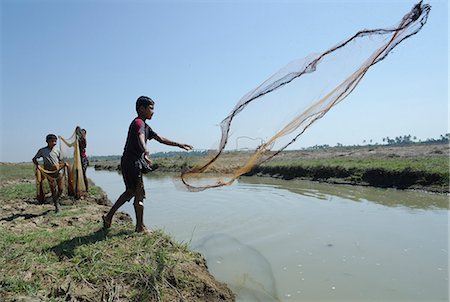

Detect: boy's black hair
[136, 96, 155, 113]
[46, 134, 57, 142]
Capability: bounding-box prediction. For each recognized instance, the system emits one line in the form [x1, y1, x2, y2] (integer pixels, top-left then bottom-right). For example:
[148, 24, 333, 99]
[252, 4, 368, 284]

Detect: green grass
[87, 184, 103, 196]
[153, 151, 449, 176]
[0, 163, 35, 181]
[0, 182, 36, 200]
[265, 157, 449, 176]
[0, 217, 201, 300]
[0, 163, 101, 200]
[0, 164, 226, 301]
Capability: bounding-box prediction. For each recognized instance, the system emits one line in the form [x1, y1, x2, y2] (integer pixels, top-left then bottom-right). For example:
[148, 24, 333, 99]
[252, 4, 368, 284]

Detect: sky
[1, 0, 448, 163]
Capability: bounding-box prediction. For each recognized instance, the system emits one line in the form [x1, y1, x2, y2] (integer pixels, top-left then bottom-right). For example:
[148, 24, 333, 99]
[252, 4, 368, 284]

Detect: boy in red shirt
[103, 96, 192, 233]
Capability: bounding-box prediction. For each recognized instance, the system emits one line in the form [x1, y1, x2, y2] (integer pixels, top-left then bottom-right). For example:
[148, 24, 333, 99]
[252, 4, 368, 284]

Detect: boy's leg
[103, 189, 134, 228]
[36, 170, 45, 203]
[37, 181, 45, 203]
[82, 158, 89, 191]
[83, 171, 89, 191]
[57, 174, 64, 199]
[48, 177, 60, 213]
[134, 179, 147, 232]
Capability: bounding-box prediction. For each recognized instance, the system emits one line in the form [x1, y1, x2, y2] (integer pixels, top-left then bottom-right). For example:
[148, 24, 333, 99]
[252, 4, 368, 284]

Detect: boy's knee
[133, 188, 145, 207]
[133, 199, 144, 207]
[123, 189, 135, 200]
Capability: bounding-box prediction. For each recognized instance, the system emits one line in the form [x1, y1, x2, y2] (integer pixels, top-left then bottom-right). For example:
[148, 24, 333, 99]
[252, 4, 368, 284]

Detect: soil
[270, 143, 449, 160]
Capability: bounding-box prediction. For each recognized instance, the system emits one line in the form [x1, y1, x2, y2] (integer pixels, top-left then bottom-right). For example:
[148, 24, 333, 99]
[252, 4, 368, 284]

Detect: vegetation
[381, 133, 449, 145]
[0, 219, 222, 301]
[311, 133, 449, 150]
[0, 164, 234, 301]
[264, 157, 448, 176]
[0, 163, 35, 182]
[90, 150, 209, 163]
[251, 158, 448, 193]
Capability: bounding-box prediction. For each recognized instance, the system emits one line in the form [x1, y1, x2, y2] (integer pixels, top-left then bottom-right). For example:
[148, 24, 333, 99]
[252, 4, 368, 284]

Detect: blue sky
[1, 0, 448, 162]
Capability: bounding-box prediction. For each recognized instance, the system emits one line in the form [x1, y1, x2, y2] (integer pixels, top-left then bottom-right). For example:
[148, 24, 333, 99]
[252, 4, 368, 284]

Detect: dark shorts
[121, 154, 145, 199]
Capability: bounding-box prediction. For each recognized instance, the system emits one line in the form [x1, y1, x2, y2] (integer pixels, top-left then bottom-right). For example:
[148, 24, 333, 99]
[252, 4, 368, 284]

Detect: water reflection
[239, 176, 449, 210]
[194, 233, 280, 302]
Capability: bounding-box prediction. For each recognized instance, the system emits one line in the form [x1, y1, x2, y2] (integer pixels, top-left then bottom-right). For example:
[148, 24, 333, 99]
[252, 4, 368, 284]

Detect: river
[88, 168, 449, 301]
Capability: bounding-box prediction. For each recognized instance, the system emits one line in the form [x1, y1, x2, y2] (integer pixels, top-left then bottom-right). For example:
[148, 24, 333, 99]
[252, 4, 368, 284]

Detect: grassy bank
[93, 144, 449, 193]
[249, 157, 448, 193]
[0, 163, 234, 301]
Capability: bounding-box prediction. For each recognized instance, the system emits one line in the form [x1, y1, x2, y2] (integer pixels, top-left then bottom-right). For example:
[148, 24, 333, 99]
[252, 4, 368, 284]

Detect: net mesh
[180, 1, 431, 192]
[35, 164, 66, 202]
[59, 128, 87, 198]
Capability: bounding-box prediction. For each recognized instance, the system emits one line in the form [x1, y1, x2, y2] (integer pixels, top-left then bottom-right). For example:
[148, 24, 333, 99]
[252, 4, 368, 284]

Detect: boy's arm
[32, 150, 41, 169]
[139, 133, 149, 155]
[58, 150, 65, 166]
[139, 133, 153, 165]
[154, 135, 193, 151]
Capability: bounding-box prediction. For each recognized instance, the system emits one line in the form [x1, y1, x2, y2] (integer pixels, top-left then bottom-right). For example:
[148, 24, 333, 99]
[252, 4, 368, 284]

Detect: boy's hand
[144, 154, 152, 166]
[179, 144, 193, 151]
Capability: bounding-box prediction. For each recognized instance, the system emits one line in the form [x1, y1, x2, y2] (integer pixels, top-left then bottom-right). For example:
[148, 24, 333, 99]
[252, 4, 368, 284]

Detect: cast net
[180, 2, 430, 192]
[35, 164, 67, 202]
[59, 128, 87, 198]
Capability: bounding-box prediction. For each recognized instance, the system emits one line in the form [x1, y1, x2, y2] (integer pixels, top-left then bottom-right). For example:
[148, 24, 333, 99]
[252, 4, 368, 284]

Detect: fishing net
[36, 127, 87, 200]
[180, 2, 430, 192]
[59, 128, 87, 198]
[35, 164, 66, 202]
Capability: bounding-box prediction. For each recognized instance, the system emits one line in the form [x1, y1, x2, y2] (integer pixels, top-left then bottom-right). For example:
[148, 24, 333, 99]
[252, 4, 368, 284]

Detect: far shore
[93, 143, 449, 194]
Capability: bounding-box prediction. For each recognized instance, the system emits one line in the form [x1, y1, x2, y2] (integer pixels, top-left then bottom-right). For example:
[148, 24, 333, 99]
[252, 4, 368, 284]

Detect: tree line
[308, 133, 449, 150]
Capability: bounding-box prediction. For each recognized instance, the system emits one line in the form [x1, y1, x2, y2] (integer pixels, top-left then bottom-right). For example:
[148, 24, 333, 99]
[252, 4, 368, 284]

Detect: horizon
[4, 134, 448, 164]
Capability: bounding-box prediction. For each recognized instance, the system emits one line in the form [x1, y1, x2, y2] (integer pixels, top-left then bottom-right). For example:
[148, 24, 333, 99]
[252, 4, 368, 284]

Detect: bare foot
[135, 225, 153, 234]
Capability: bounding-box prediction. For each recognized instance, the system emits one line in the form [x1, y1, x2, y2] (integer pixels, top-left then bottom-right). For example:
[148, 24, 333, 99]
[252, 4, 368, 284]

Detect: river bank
[93, 143, 449, 193]
[0, 163, 235, 301]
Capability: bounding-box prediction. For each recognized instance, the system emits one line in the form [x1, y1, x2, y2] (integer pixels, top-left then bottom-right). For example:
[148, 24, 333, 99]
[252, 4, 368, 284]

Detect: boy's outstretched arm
[154, 135, 193, 151]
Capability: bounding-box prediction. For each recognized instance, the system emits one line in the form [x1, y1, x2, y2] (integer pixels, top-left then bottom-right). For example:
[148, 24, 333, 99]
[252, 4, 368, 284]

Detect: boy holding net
[32, 134, 66, 213]
[102, 96, 193, 233]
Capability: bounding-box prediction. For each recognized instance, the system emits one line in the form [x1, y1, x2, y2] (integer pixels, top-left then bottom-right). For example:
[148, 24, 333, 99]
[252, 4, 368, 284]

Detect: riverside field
[0, 163, 234, 302]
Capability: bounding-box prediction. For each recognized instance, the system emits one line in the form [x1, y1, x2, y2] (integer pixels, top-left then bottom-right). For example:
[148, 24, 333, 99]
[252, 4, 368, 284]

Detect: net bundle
[180, 2, 431, 192]
[59, 128, 87, 198]
[35, 163, 67, 202]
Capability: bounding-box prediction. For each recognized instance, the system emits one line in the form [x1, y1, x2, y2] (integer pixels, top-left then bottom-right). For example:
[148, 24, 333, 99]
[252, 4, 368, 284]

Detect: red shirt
[123, 117, 157, 160]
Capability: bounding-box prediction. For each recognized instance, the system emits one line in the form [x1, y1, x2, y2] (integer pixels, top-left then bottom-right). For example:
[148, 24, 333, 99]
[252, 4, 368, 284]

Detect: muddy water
[89, 168, 449, 301]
